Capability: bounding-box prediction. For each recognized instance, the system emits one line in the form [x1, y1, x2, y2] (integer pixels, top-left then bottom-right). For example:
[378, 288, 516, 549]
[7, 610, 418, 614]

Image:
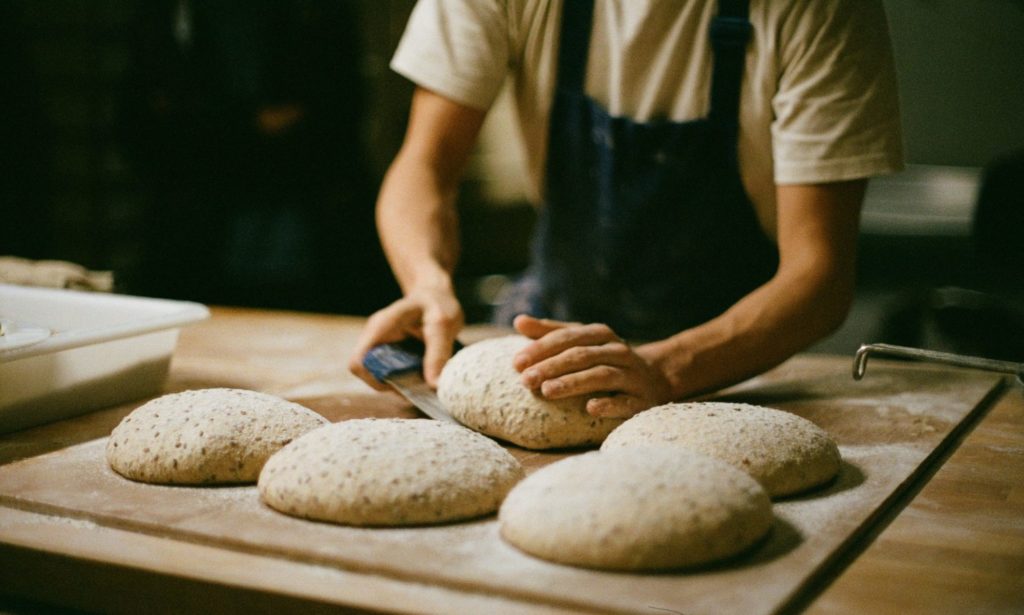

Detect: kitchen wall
[883, 0, 1024, 167]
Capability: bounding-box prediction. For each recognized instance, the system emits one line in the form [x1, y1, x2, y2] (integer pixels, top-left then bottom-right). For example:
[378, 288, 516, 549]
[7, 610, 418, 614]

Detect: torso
[393, 0, 902, 238]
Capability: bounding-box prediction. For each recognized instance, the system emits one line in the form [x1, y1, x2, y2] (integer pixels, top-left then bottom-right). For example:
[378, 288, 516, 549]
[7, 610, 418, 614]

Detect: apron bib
[496, 0, 778, 340]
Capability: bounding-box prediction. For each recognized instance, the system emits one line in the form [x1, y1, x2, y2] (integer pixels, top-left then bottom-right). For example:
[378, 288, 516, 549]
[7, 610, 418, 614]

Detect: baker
[350, 0, 903, 418]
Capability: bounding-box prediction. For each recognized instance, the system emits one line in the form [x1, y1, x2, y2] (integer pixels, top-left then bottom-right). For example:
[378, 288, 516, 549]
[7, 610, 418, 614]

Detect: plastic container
[0, 284, 209, 433]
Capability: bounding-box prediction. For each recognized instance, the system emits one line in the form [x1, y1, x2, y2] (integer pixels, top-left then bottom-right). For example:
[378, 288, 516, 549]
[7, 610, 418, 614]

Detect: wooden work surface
[0, 307, 1022, 614]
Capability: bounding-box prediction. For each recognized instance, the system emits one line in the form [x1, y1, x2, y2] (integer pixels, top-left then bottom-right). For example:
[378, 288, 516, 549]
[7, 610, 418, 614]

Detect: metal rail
[853, 343, 1024, 385]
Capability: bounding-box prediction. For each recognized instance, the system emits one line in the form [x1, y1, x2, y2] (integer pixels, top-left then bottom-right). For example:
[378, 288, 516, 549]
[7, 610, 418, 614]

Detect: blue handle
[363, 338, 463, 382]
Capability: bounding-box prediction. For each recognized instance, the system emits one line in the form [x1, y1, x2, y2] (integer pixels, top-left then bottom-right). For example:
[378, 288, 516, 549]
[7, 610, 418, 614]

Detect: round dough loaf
[601, 402, 841, 497]
[258, 418, 525, 526]
[436, 335, 623, 449]
[106, 388, 327, 484]
[499, 447, 772, 570]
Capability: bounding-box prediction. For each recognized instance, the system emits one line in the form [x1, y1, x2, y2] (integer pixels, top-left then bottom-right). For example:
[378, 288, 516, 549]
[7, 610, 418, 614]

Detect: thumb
[513, 314, 572, 339]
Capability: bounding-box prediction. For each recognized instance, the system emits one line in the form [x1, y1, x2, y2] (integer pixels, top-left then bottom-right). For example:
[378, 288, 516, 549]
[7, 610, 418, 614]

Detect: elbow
[822, 293, 853, 337]
[778, 260, 856, 344]
[814, 271, 857, 339]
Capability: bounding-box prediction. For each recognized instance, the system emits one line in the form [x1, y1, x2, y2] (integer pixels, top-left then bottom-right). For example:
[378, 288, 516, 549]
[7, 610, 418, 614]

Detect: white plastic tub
[0, 284, 209, 433]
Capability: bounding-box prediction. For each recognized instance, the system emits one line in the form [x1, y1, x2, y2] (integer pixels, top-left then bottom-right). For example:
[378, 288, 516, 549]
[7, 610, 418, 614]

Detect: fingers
[512, 314, 572, 339]
[421, 311, 462, 387]
[536, 363, 632, 399]
[509, 318, 669, 419]
[586, 394, 649, 418]
[520, 341, 633, 389]
[513, 321, 623, 372]
[348, 301, 414, 390]
[347, 295, 463, 390]
[514, 319, 631, 400]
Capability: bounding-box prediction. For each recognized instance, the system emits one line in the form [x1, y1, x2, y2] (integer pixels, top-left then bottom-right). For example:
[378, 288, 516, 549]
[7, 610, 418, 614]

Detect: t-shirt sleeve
[390, 0, 511, 111]
[771, 0, 905, 184]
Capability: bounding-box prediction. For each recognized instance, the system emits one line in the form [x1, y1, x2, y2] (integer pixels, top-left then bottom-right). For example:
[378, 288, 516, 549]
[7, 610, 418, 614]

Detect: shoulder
[392, 0, 524, 110]
[764, 0, 893, 60]
[762, 0, 904, 183]
[400, 0, 523, 34]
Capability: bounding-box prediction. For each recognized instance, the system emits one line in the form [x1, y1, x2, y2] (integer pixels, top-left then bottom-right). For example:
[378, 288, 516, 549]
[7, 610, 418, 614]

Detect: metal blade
[386, 372, 461, 425]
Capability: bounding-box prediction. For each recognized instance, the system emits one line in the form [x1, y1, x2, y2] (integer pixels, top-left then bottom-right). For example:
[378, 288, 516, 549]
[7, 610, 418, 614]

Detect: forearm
[374, 87, 486, 297]
[639, 180, 866, 400]
[638, 262, 853, 399]
[376, 152, 460, 295]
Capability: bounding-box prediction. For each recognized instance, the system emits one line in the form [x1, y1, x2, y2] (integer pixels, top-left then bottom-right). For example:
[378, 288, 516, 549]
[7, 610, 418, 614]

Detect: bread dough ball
[499, 447, 772, 570]
[436, 335, 623, 449]
[601, 402, 841, 497]
[106, 388, 327, 484]
[258, 418, 525, 526]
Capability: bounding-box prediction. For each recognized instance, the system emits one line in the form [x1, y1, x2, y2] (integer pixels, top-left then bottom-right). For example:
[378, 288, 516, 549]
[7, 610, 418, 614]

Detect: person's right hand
[348, 286, 464, 391]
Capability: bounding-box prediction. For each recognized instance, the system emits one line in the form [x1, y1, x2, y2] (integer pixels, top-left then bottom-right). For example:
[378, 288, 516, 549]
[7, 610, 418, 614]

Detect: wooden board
[0, 356, 1003, 615]
[809, 388, 1024, 615]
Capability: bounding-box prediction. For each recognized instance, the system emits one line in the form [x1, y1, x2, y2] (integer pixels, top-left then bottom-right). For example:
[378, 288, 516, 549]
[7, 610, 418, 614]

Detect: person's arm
[641, 179, 865, 396]
[349, 87, 486, 389]
[513, 179, 866, 416]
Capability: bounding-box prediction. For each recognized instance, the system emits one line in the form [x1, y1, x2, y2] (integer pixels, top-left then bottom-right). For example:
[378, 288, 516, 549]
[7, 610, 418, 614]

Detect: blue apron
[496, 0, 778, 341]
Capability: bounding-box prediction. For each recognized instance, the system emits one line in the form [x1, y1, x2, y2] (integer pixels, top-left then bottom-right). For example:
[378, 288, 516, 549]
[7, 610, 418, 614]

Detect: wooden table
[0, 307, 1021, 614]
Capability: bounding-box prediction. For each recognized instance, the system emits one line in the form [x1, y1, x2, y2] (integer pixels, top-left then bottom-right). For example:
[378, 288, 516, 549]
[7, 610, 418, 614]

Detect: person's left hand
[512, 314, 672, 418]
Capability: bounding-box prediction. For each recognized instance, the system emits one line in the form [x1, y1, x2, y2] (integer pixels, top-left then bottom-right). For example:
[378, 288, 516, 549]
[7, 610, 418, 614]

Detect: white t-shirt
[391, 0, 904, 236]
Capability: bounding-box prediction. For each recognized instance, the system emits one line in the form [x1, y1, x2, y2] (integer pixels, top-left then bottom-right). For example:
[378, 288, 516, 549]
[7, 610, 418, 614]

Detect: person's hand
[348, 286, 464, 390]
[511, 314, 672, 418]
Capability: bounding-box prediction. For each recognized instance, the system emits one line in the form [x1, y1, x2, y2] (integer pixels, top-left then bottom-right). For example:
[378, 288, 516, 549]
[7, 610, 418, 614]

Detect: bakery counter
[0, 307, 1021, 614]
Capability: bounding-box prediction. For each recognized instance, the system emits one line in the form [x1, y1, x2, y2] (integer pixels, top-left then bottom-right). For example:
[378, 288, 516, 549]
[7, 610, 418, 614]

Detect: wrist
[402, 265, 454, 297]
[637, 337, 694, 401]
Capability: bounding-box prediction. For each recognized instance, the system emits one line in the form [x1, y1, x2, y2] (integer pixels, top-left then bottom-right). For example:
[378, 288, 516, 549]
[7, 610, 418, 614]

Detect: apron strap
[555, 0, 595, 93]
[708, 0, 751, 144]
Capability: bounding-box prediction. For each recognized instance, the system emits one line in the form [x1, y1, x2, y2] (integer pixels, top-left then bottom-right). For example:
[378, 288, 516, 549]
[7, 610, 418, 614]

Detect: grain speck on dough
[601, 402, 841, 497]
[437, 336, 623, 449]
[106, 388, 328, 485]
[499, 447, 772, 571]
[258, 418, 524, 526]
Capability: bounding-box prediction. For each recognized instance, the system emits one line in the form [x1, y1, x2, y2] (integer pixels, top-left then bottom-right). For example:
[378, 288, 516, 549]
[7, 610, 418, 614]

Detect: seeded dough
[258, 418, 525, 526]
[601, 402, 841, 497]
[436, 335, 623, 449]
[499, 447, 772, 570]
[106, 388, 327, 484]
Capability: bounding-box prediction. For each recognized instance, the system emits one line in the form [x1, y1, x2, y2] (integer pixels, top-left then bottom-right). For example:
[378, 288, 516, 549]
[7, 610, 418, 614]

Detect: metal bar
[853, 343, 1024, 383]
